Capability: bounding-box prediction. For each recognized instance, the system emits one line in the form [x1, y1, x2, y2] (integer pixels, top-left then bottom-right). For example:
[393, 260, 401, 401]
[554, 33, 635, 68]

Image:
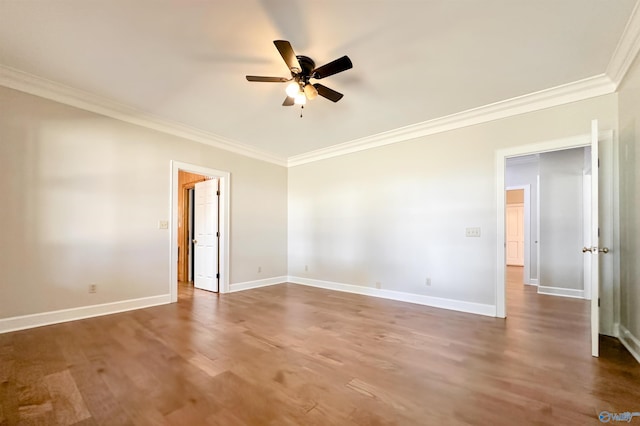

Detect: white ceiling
[0, 0, 637, 161]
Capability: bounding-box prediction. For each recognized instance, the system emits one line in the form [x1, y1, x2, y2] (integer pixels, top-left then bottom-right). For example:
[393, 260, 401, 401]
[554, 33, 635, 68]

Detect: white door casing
[589, 119, 600, 357]
[194, 179, 219, 292]
[506, 203, 525, 266]
[170, 161, 230, 302]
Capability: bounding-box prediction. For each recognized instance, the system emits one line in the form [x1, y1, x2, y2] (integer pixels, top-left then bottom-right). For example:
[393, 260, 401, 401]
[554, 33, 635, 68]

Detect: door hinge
[598, 228, 600, 237]
[216, 273, 220, 279]
[598, 158, 600, 168]
[216, 231, 219, 237]
[598, 298, 600, 307]
[216, 190, 220, 196]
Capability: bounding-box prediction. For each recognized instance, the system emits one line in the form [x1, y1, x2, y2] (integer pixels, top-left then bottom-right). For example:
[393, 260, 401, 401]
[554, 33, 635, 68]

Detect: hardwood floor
[1, 270, 639, 425]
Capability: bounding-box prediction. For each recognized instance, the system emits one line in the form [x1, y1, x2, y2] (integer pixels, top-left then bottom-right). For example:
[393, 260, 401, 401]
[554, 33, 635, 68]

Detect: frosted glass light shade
[285, 82, 300, 97]
[294, 92, 307, 105]
[304, 84, 318, 100]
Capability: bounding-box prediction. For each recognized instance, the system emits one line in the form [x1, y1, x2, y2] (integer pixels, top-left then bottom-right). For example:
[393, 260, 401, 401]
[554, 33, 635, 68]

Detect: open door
[194, 179, 219, 292]
[586, 120, 600, 357]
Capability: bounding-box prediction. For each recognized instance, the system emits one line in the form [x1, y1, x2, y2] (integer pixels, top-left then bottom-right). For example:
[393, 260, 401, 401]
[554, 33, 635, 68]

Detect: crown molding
[0, 65, 287, 167]
[0, 64, 619, 169]
[606, 0, 640, 87]
[287, 74, 615, 167]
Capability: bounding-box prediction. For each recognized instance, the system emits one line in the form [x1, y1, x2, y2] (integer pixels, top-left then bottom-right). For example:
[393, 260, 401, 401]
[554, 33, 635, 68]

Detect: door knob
[192, 239, 198, 244]
[582, 246, 610, 253]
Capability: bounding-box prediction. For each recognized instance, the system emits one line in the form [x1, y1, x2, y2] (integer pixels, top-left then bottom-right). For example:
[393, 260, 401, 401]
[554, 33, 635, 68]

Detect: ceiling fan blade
[274, 40, 302, 74]
[313, 84, 344, 102]
[282, 96, 295, 106]
[246, 75, 290, 82]
[312, 56, 353, 79]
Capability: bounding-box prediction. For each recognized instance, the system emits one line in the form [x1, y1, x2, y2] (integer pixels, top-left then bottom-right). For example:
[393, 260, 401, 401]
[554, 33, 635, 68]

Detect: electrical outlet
[304, 265, 308, 272]
[158, 220, 169, 230]
[257, 266, 262, 273]
[425, 277, 431, 286]
[89, 284, 97, 293]
[375, 282, 382, 289]
[465, 227, 481, 237]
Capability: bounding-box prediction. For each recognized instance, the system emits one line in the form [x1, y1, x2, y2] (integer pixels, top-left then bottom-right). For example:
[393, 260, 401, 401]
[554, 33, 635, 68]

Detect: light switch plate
[158, 220, 169, 230]
[466, 227, 481, 237]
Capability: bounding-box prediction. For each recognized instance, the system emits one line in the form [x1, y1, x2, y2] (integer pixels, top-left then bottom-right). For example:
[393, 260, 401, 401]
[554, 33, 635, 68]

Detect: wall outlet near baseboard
[425, 277, 431, 286]
[375, 282, 382, 289]
[304, 265, 309, 272]
[257, 266, 262, 273]
[89, 284, 97, 293]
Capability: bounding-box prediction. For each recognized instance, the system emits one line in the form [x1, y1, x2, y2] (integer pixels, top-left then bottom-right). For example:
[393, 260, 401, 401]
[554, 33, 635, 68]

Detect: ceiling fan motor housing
[295, 55, 316, 81]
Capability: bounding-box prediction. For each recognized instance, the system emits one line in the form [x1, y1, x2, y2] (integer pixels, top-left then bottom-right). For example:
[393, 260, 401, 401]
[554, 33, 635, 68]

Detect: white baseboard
[528, 278, 539, 286]
[0, 294, 171, 334]
[537, 286, 585, 299]
[229, 276, 287, 293]
[619, 324, 640, 365]
[289, 277, 496, 317]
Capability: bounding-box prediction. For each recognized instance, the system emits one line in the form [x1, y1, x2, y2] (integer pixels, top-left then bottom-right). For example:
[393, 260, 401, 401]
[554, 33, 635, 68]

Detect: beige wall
[289, 94, 617, 306]
[618, 52, 640, 342]
[0, 86, 288, 319]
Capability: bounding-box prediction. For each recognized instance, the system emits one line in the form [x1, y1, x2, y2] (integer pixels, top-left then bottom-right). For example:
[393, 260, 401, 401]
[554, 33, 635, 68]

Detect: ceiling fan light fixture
[294, 92, 307, 105]
[285, 81, 300, 97]
[246, 40, 352, 107]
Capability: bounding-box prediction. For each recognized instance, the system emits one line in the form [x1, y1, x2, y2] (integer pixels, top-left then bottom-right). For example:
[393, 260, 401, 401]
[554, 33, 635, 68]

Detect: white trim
[537, 286, 585, 299]
[289, 277, 496, 317]
[0, 65, 286, 167]
[506, 185, 531, 283]
[536, 173, 541, 286]
[496, 133, 594, 318]
[529, 278, 539, 286]
[229, 276, 287, 293]
[606, 0, 640, 87]
[170, 161, 231, 302]
[0, 294, 170, 334]
[619, 324, 640, 365]
[288, 75, 615, 167]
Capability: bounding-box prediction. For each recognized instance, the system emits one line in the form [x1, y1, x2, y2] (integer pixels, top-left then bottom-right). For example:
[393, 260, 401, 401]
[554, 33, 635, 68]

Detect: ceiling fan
[246, 40, 353, 107]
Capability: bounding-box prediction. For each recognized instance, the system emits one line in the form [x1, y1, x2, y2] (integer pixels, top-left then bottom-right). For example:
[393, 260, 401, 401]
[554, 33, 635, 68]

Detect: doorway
[496, 129, 617, 357]
[505, 189, 525, 268]
[177, 171, 207, 284]
[170, 161, 231, 302]
[177, 171, 221, 292]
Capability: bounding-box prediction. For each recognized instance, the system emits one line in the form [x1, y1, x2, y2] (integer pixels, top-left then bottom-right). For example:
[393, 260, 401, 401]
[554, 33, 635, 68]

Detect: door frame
[505, 185, 531, 282]
[496, 134, 594, 318]
[170, 161, 230, 302]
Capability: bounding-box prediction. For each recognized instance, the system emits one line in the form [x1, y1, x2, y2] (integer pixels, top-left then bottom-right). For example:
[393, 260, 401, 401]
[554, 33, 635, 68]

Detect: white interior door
[506, 203, 525, 266]
[194, 179, 219, 292]
[187, 188, 194, 282]
[588, 120, 599, 357]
